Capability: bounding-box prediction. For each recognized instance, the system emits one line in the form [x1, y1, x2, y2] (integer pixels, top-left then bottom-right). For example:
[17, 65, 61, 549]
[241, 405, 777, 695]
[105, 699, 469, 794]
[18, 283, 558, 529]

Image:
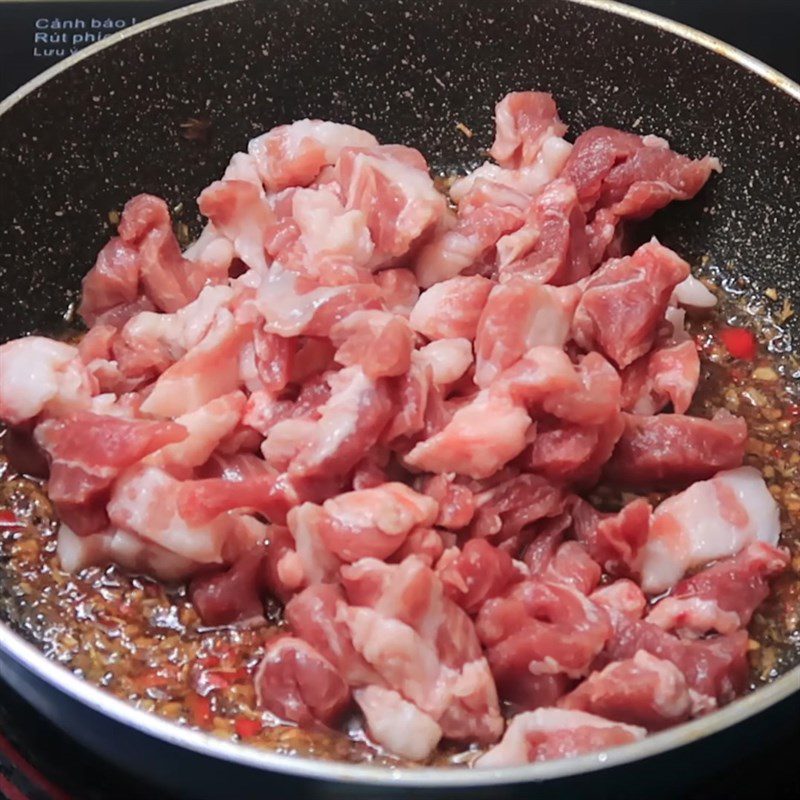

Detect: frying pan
[0, 0, 798, 797]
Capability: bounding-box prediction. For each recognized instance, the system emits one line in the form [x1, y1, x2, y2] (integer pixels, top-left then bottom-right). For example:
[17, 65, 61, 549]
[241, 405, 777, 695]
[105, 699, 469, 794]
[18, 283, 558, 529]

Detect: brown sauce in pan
[0, 271, 798, 767]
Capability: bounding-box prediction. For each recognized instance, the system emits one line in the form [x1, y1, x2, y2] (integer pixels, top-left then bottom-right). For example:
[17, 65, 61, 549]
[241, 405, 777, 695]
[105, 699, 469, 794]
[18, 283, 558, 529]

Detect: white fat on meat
[354, 686, 443, 761]
[256, 264, 343, 337]
[107, 465, 234, 564]
[664, 306, 691, 344]
[146, 391, 246, 472]
[286, 502, 342, 586]
[248, 120, 379, 191]
[633, 651, 692, 719]
[449, 137, 573, 204]
[671, 275, 717, 309]
[647, 597, 741, 638]
[182, 223, 236, 271]
[292, 186, 374, 267]
[323, 484, 437, 540]
[122, 284, 235, 359]
[222, 152, 264, 188]
[261, 418, 318, 471]
[289, 366, 376, 470]
[57, 523, 199, 583]
[0, 337, 95, 424]
[415, 339, 473, 386]
[639, 466, 781, 594]
[343, 606, 444, 713]
[405, 389, 531, 479]
[139, 309, 243, 418]
[238, 341, 262, 394]
[476, 708, 646, 768]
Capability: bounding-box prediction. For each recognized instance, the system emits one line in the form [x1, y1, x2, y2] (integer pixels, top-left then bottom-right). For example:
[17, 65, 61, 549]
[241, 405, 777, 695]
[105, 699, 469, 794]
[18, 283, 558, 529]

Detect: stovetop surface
[0, 1, 798, 798]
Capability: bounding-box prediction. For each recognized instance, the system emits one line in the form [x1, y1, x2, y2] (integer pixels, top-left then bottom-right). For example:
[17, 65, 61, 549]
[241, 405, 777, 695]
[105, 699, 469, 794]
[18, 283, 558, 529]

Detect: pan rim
[2, 624, 799, 786]
[1, 0, 799, 114]
[1, 0, 798, 788]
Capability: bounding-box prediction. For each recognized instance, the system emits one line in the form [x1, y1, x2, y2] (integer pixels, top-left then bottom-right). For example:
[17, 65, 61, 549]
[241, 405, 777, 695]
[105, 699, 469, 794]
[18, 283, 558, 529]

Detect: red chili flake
[235, 717, 263, 739]
[214, 645, 238, 663]
[200, 670, 234, 691]
[719, 327, 757, 360]
[135, 667, 176, 690]
[187, 692, 213, 729]
[0, 509, 20, 529]
[786, 404, 800, 419]
[194, 667, 249, 696]
[196, 654, 220, 669]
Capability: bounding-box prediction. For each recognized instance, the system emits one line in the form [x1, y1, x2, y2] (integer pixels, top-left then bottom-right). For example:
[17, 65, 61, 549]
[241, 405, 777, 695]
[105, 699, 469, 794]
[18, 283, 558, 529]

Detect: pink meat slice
[564, 126, 719, 216]
[138, 311, 248, 418]
[308, 482, 438, 563]
[470, 472, 567, 548]
[476, 579, 612, 698]
[604, 616, 749, 705]
[419, 474, 476, 530]
[404, 389, 531, 479]
[572, 497, 652, 577]
[339, 556, 503, 744]
[285, 583, 382, 686]
[413, 182, 527, 288]
[436, 539, 525, 614]
[572, 239, 690, 369]
[620, 339, 700, 415]
[197, 179, 276, 272]
[0, 338, 96, 424]
[261, 524, 305, 602]
[638, 466, 781, 595]
[475, 283, 580, 388]
[490, 91, 568, 169]
[56, 524, 199, 583]
[529, 541, 602, 597]
[251, 327, 296, 393]
[282, 366, 395, 481]
[335, 144, 447, 268]
[354, 685, 442, 761]
[274, 185, 376, 284]
[558, 650, 692, 731]
[106, 465, 246, 564]
[590, 579, 647, 622]
[374, 268, 419, 316]
[35, 412, 186, 535]
[190, 544, 267, 626]
[495, 178, 591, 285]
[146, 391, 246, 474]
[604, 410, 747, 490]
[476, 708, 645, 767]
[83, 194, 227, 320]
[522, 413, 625, 487]
[255, 264, 382, 338]
[409, 276, 494, 341]
[389, 526, 448, 568]
[255, 635, 351, 726]
[247, 119, 378, 192]
[539, 352, 621, 426]
[330, 310, 414, 378]
[646, 541, 789, 637]
[78, 238, 141, 326]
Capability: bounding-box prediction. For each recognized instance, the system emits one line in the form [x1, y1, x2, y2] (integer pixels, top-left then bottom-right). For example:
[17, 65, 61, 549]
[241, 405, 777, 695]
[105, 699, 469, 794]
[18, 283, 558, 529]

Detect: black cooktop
[0, 1, 798, 798]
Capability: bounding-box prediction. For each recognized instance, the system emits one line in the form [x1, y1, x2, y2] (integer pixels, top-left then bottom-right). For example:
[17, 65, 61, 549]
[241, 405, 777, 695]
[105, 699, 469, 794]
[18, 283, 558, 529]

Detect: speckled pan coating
[0, 0, 798, 344]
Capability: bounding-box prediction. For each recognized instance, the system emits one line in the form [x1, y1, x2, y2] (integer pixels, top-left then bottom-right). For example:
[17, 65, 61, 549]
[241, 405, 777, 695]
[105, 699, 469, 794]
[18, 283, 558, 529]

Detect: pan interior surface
[0, 0, 798, 787]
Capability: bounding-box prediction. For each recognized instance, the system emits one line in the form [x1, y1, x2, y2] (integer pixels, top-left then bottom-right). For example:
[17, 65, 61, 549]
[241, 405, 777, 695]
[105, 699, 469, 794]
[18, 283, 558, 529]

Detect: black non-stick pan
[0, 1, 798, 798]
